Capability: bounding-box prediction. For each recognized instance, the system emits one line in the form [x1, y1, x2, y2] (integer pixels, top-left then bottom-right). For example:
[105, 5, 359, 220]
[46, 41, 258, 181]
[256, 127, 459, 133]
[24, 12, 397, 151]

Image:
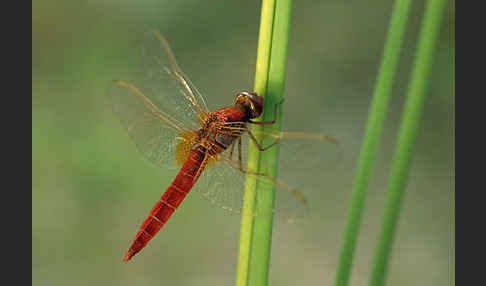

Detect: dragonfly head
[234, 91, 263, 119]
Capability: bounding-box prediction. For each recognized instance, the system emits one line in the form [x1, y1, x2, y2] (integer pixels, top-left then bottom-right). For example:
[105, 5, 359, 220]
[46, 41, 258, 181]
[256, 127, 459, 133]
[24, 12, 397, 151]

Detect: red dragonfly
[110, 31, 339, 262]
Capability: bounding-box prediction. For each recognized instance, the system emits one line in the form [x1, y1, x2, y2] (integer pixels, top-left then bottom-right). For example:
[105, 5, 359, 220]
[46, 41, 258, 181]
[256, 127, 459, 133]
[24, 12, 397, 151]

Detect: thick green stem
[368, 0, 446, 285]
[235, 1, 276, 286]
[235, 0, 292, 285]
[334, 1, 412, 286]
[248, 0, 292, 285]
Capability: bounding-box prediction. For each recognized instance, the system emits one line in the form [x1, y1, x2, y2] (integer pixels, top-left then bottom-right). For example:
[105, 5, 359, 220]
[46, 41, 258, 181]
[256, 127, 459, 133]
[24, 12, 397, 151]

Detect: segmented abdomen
[123, 147, 206, 261]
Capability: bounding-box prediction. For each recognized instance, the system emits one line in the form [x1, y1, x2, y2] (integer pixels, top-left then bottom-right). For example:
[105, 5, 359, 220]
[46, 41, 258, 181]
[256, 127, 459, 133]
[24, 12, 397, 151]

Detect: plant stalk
[334, 1, 412, 285]
[368, 0, 446, 285]
[235, 0, 292, 285]
[248, 0, 292, 285]
[235, 1, 276, 285]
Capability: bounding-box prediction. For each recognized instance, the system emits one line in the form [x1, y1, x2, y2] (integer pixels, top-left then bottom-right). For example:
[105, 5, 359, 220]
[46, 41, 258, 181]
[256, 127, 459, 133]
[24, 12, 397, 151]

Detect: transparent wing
[109, 80, 193, 168]
[192, 128, 342, 222]
[140, 30, 209, 130]
[109, 30, 210, 168]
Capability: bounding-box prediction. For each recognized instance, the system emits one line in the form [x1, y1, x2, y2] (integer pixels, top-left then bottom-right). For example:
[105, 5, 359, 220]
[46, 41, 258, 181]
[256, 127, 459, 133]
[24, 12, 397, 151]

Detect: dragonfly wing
[140, 30, 209, 130]
[109, 80, 190, 168]
[195, 151, 248, 216]
[110, 31, 211, 168]
[191, 128, 342, 222]
[248, 128, 343, 197]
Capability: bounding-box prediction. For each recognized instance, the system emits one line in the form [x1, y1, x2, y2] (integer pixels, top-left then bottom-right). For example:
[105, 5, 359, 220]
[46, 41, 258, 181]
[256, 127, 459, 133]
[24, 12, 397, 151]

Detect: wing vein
[114, 80, 185, 133]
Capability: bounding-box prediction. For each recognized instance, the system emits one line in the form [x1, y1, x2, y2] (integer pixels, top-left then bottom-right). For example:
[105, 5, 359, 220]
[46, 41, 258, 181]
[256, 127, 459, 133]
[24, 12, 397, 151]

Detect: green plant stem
[334, 1, 412, 286]
[368, 0, 446, 285]
[235, 1, 276, 286]
[235, 0, 292, 285]
[248, 0, 292, 285]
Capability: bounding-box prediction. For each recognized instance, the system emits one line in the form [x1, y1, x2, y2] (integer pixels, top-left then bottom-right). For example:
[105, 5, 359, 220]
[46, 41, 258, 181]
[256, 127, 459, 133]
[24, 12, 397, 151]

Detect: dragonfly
[109, 30, 339, 262]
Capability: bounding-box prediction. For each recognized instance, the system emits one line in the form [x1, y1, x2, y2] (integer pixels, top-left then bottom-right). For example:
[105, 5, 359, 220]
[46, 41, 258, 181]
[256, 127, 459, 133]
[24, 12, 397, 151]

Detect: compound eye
[247, 92, 263, 118]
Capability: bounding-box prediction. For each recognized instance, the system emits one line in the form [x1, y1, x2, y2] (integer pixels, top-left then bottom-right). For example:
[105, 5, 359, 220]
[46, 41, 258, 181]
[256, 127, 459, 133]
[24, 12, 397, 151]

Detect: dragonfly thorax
[196, 113, 245, 154]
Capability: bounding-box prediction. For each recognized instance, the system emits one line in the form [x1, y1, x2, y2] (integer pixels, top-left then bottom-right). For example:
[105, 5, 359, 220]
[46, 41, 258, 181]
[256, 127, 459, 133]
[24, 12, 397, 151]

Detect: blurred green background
[32, 0, 454, 285]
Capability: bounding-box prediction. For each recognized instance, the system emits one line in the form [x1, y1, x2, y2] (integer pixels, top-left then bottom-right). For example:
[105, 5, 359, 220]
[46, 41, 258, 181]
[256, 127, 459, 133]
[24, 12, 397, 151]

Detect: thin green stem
[236, 1, 276, 286]
[334, 1, 412, 286]
[248, 0, 292, 285]
[369, 0, 446, 285]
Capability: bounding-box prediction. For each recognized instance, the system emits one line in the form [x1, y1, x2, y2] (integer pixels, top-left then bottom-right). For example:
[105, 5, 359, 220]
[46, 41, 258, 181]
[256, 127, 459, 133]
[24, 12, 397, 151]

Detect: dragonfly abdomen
[123, 147, 206, 261]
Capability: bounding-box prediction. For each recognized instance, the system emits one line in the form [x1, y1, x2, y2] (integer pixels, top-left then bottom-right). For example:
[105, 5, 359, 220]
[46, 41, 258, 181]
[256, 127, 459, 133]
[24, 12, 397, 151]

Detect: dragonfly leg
[238, 137, 243, 170]
[230, 136, 307, 205]
[248, 101, 280, 125]
[247, 130, 280, 151]
[228, 142, 235, 160]
[228, 148, 307, 205]
[194, 150, 209, 181]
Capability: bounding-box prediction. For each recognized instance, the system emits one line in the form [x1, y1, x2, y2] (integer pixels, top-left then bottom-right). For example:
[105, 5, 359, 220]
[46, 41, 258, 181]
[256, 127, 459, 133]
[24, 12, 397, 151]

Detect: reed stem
[334, 1, 412, 285]
[235, 0, 292, 285]
[236, 1, 276, 285]
[369, 0, 446, 285]
[248, 0, 292, 285]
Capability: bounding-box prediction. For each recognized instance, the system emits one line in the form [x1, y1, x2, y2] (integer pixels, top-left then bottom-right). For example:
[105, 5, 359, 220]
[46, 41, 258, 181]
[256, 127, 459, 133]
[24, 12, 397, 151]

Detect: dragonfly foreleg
[228, 142, 235, 160]
[227, 151, 308, 206]
[238, 137, 243, 170]
[248, 102, 279, 125]
[247, 130, 279, 151]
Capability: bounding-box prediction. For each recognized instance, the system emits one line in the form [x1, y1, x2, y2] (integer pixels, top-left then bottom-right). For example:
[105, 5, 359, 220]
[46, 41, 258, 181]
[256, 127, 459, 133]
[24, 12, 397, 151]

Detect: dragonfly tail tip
[123, 251, 133, 262]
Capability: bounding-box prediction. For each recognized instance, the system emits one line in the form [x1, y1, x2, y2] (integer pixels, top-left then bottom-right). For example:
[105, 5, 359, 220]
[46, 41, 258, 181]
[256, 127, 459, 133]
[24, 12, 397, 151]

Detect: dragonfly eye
[235, 92, 263, 119]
